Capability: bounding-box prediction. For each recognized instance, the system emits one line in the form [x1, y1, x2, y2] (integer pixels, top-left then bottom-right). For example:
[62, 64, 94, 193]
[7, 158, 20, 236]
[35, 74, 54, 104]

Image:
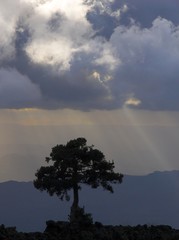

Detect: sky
[0, 0, 179, 181]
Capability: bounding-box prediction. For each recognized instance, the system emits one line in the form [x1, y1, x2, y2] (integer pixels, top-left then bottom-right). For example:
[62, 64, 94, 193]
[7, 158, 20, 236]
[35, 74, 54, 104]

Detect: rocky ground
[0, 221, 179, 240]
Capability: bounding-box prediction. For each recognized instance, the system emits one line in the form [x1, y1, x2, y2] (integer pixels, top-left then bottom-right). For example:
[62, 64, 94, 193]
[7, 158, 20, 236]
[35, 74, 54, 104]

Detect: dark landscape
[0, 0, 179, 239]
[1, 221, 179, 240]
[0, 171, 179, 239]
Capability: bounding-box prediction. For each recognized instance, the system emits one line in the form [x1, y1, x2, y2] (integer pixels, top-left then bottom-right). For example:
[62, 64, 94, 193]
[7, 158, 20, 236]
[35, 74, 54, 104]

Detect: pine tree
[34, 137, 123, 223]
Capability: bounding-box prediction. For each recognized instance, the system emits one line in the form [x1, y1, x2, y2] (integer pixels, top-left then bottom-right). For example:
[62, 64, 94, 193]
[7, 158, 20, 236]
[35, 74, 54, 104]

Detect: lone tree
[34, 137, 123, 223]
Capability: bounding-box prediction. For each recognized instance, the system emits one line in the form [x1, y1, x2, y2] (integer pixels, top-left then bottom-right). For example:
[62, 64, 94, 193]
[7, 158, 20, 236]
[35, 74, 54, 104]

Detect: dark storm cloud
[0, 0, 179, 110]
[117, 0, 179, 27]
[0, 68, 41, 108]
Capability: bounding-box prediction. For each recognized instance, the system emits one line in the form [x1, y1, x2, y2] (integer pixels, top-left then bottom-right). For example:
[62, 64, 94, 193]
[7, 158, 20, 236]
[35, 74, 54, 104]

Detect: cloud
[110, 17, 179, 110]
[125, 98, 141, 107]
[116, 0, 179, 28]
[24, 0, 94, 71]
[0, 68, 41, 108]
[0, 0, 21, 61]
[0, 0, 179, 111]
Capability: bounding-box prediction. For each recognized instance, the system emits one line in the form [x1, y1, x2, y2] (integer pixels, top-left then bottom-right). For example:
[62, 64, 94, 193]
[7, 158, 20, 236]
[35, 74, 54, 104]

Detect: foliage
[0, 223, 179, 240]
[34, 137, 123, 222]
[34, 137, 123, 200]
[68, 207, 93, 226]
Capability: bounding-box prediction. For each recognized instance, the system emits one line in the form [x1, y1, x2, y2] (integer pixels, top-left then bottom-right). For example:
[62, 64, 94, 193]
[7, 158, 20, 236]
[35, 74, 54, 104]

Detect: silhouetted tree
[34, 137, 123, 223]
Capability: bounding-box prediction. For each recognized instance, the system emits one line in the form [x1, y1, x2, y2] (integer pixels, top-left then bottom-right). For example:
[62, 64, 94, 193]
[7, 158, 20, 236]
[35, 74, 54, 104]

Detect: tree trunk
[70, 184, 79, 223]
[73, 184, 79, 209]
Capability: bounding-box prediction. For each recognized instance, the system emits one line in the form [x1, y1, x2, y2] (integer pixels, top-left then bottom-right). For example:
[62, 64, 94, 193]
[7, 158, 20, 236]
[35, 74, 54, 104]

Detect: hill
[0, 170, 179, 232]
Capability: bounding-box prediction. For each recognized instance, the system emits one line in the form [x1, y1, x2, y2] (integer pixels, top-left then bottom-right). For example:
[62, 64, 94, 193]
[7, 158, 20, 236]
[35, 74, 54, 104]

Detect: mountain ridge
[0, 170, 178, 232]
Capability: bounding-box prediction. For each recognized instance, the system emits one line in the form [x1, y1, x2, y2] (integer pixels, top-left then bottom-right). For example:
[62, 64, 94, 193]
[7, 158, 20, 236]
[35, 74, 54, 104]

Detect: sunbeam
[123, 107, 171, 171]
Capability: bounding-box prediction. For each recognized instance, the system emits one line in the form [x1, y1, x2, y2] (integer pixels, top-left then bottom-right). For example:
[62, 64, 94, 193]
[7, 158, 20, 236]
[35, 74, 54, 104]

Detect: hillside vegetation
[0, 221, 179, 240]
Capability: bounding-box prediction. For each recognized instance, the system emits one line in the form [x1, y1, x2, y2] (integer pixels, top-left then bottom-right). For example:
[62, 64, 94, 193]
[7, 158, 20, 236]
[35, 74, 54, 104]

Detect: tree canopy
[34, 137, 123, 222]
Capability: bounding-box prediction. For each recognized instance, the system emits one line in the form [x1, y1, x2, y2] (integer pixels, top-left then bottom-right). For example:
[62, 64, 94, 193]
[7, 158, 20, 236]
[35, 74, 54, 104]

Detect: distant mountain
[0, 171, 179, 232]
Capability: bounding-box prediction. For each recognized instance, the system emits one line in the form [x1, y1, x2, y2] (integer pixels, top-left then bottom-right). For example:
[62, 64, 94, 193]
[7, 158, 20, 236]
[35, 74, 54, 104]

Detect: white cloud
[0, 0, 21, 61]
[125, 98, 141, 107]
[24, 0, 94, 70]
[23, 0, 121, 72]
[109, 17, 179, 110]
[94, 43, 120, 71]
[90, 0, 115, 15]
[110, 17, 179, 66]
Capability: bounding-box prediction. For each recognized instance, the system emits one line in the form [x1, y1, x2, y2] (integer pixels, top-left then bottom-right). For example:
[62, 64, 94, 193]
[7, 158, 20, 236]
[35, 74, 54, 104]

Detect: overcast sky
[0, 0, 179, 181]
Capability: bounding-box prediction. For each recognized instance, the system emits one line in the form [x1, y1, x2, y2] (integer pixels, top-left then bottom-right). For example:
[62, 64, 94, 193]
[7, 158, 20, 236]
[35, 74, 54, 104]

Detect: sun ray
[123, 107, 171, 171]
